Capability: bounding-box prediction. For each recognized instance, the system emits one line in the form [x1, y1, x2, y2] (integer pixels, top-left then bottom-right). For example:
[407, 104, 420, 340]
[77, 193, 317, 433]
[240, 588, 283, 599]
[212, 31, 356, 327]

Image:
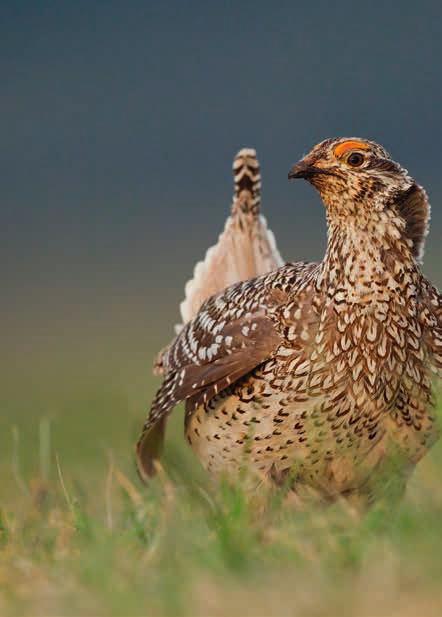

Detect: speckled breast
[185, 300, 438, 498]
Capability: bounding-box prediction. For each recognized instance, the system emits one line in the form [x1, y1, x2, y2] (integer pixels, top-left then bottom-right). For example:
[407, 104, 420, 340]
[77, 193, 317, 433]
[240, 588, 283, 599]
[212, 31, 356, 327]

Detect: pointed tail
[232, 148, 261, 215]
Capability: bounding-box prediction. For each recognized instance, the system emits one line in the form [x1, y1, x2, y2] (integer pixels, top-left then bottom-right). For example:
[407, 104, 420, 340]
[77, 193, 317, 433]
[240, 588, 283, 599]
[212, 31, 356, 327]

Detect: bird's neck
[317, 211, 419, 305]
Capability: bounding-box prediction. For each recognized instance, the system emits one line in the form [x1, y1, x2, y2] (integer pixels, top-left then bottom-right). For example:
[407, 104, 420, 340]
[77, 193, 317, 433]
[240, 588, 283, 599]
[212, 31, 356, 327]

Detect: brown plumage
[138, 138, 441, 508]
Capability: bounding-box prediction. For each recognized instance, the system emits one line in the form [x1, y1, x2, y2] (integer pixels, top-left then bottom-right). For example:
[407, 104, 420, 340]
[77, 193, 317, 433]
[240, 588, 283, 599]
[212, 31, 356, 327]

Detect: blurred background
[1, 0, 441, 485]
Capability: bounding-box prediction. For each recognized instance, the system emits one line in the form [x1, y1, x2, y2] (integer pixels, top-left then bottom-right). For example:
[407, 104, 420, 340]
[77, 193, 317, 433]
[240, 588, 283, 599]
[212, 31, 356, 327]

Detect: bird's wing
[178, 148, 284, 327]
[136, 265, 299, 481]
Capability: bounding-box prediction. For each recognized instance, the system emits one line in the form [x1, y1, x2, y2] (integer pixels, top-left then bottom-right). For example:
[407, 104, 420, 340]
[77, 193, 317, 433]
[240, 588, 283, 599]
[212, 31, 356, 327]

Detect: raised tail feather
[232, 147, 261, 215]
[177, 147, 284, 326]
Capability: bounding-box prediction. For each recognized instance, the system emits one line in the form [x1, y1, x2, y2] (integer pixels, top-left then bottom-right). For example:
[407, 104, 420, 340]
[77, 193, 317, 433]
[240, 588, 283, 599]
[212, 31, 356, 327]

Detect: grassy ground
[0, 345, 442, 617]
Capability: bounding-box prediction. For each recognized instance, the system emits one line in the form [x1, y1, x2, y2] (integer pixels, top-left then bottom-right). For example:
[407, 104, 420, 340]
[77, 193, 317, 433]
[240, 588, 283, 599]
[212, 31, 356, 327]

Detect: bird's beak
[288, 160, 328, 180]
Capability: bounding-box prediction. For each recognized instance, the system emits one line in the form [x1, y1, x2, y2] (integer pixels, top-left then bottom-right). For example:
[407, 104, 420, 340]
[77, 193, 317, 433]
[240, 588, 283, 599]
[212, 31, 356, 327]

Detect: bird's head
[289, 137, 430, 261]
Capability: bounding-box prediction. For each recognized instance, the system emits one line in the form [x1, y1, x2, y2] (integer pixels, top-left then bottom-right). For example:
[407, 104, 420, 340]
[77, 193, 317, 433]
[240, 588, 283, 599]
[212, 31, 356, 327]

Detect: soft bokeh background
[1, 0, 441, 480]
[1, 3, 442, 615]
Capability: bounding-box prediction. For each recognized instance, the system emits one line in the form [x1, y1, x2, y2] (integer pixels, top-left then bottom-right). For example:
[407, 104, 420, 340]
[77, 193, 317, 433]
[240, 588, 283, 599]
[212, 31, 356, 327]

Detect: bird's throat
[317, 217, 418, 306]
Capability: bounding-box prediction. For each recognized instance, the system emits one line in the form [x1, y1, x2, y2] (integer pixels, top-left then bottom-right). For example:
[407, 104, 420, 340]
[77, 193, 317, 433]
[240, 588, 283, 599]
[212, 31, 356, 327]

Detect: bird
[137, 138, 442, 509]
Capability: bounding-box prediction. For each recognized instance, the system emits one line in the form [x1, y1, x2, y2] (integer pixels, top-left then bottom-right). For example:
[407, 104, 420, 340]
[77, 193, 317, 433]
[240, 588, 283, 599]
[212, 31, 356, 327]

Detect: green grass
[0, 351, 442, 616]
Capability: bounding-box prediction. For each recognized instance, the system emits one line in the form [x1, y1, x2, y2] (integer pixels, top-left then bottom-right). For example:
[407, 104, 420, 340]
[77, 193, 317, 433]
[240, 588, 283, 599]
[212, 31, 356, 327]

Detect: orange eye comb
[334, 140, 370, 158]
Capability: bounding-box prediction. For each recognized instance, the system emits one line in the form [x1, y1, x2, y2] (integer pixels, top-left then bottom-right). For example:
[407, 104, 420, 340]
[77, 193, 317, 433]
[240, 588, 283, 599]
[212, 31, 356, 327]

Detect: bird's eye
[346, 152, 365, 167]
